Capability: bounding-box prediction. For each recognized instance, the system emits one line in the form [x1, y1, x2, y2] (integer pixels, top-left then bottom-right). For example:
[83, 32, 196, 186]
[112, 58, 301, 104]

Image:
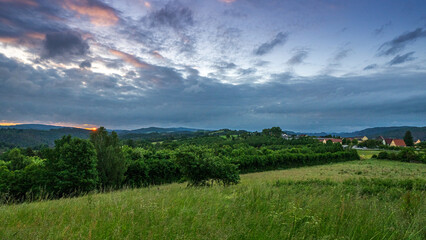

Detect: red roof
[384, 139, 393, 145]
[392, 139, 406, 147]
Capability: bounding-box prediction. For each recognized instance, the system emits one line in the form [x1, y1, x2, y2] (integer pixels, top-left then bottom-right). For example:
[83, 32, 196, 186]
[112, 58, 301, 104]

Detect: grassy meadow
[1, 159, 425, 240]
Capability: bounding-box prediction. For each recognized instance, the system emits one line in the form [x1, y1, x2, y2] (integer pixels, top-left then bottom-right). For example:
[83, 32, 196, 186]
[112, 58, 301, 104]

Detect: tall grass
[1, 160, 425, 239]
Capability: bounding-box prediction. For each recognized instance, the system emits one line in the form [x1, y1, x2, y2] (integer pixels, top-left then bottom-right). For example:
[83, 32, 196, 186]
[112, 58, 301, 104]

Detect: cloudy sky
[0, 0, 425, 132]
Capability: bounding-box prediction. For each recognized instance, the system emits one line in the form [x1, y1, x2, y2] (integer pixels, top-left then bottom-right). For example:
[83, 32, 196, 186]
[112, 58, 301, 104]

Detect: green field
[1, 160, 425, 239]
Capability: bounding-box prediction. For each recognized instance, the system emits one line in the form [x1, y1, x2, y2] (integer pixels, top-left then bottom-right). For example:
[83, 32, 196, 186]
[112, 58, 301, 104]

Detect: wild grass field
[1, 159, 425, 240]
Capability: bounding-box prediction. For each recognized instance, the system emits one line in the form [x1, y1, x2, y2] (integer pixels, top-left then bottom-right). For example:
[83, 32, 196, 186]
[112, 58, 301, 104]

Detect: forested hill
[338, 126, 426, 140]
[0, 128, 91, 148]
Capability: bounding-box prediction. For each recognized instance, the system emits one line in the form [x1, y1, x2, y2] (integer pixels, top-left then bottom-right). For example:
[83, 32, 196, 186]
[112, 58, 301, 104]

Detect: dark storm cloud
[253, 32, 288, 56]
[0, 0, 65, 39]
[378, 28, 426, 56]
[149, 1, 194, 31]
[79, 60, 91, 69]
[363, 64, 378, 70]
[388, 52, 415, 65]
[287, 50, 308, 65]
[0, 54, 425, 131]
[42, 31, 89, 60]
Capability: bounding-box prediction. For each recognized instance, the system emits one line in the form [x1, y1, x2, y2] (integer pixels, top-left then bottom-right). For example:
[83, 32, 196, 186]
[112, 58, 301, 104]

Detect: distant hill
[1, 124, 425, 148]
[302, 126, 426, 140]
[115, 127, 205, 135]
[341, 126, 426, 140]
[0, 124, 64, 131]
[0, 128, 91, 148]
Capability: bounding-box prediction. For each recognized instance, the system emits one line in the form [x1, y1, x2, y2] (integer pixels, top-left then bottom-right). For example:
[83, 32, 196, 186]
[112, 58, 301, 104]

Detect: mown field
[1, 159, 425, 240]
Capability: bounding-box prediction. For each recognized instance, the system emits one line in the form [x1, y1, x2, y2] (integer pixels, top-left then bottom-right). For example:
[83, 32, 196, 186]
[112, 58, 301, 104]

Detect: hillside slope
[0, 128, 91, 147]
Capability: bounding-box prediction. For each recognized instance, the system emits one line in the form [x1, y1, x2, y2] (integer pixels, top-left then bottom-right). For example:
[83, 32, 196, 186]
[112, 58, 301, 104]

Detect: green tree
[270, 127, 283, 137]
[90, 127, 127, 188]
[6, 148, 31, 171]
[403, 131, 414, 146]
[46, 136, 98, 196]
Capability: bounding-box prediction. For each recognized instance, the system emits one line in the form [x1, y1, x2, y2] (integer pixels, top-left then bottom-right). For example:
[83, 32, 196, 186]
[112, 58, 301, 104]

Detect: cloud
[287, 50, 308, 65]
[0, 0, 65, 46]
[363, 64, 378, 70]
[109, 49, 150, 69]
[79, 60, 91, 69]
[63, 0, 120, 26]
[388, 52, 415, 65]
[0, 53, 425, 131]
[378, 28, 426, 56]
[42, 31, 89, 60]
[219, 0, 237, 3]
[0, 0, 38, 7]
[333, 49, 350, 62]
[149, 1, 194, 31]
[374, 21, 391, 35]
[254, 32, 288, 56]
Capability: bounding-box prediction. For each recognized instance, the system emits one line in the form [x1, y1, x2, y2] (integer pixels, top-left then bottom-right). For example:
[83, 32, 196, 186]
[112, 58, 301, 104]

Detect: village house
[379, 136, 406, 147]
[389, 139, 406, 147]
[415, 139, 421, 145]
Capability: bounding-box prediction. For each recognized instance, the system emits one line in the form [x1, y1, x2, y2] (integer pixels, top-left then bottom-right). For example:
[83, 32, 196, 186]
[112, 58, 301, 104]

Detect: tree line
[0, 127, 360, 203]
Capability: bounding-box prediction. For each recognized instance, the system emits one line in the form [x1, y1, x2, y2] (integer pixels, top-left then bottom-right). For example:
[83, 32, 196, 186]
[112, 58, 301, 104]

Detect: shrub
[175, 146, 239, 186]
[377, 151, 389, 159]
[397, 148, 418, 162]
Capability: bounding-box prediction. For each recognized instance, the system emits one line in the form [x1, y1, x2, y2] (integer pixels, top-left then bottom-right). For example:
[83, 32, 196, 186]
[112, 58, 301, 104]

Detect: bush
[397, 148, 418, 162]
[175, 146, 239, 186]
[377, 151, 389, 159]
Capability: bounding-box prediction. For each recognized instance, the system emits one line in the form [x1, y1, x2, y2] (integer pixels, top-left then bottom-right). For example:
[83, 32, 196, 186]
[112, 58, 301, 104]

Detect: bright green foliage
[90, 127, 127, 188]
[46, 136, 98, 196]
[5, 148, 31, 170]
[404, 130, 414, 146]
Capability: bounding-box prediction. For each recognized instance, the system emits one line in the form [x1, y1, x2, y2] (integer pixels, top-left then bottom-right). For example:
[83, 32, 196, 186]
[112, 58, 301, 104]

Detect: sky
[0, 0, 425, 132]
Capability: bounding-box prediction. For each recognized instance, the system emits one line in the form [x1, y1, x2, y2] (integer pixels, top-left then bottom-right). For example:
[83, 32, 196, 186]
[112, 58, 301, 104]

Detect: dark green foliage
[122, 147, 180, 187]
[404, 131, 414, 146]
[90, 127, 127, 188]
[0, 128, 91, 147]
[8, 157, 48, 200]
[46, 136, 98, 196]
[175, 146, 239, 186]
[397, 148, 418, 162]
[377, 151, 389, 159]
[377, 149, 422, 163]
[1, 128, 365, 202]
[358, 139, 383, 148]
